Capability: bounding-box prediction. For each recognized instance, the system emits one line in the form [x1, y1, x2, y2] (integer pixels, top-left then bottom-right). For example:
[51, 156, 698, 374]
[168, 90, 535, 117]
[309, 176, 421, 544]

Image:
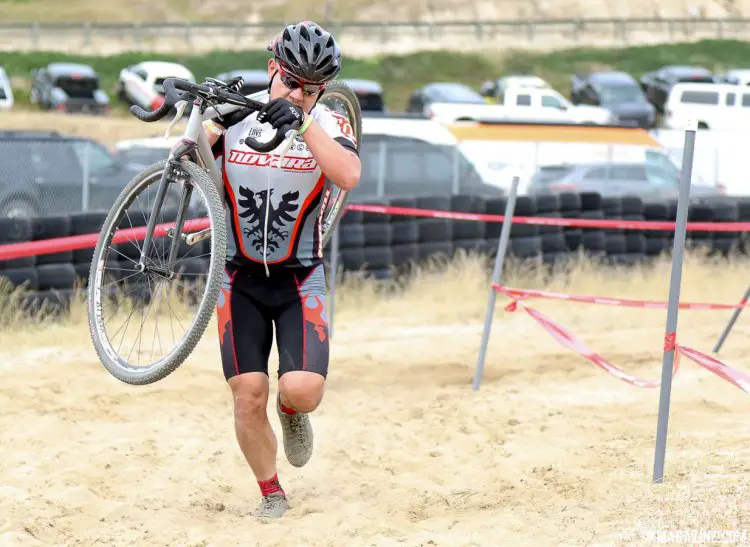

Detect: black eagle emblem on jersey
[237, 186, 300, 253]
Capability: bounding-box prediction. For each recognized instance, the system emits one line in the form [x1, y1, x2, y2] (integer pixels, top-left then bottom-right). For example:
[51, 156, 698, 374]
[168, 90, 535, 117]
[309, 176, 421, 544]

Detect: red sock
[279, 401, 297, 415]
[258, 473, 285, 497]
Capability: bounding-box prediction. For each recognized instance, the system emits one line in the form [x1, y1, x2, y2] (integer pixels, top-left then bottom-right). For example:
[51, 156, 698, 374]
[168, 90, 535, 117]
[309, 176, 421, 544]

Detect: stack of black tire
[4, 192, 750, 311]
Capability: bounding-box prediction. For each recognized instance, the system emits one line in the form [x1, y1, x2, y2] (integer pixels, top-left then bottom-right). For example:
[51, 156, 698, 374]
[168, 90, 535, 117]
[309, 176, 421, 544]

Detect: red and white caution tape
[0, 217, 210, 261]
[495, 284, 746, 311]
[495, 286, 750, 394]
[347, 203, 750, 232]
[1, 201, 749, 262]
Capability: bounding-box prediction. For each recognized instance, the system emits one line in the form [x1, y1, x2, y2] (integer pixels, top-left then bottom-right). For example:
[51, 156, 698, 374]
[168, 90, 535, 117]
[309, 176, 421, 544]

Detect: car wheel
[117, 85, 130, 104]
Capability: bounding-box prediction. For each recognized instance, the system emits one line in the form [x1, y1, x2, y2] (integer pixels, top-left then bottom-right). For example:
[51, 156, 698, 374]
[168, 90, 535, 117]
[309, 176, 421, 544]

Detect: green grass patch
[3, 39, 750, 116]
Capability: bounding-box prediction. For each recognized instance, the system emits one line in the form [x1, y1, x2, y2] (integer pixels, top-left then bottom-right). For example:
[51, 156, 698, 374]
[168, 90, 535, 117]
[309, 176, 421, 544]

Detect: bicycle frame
[137, 99, 222, 277]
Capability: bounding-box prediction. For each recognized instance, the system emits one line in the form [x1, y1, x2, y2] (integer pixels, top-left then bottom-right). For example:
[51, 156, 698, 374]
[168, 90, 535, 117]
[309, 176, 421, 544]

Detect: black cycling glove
[257, 98, 305, 129]
[217, 106, 254, 129]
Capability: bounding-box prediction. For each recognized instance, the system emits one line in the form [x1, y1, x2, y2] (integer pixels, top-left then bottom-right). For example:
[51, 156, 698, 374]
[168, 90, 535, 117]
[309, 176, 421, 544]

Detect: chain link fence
[0, 18, 746, 55]
[0, 136, 138, 219]
[2, 128, 746, 222]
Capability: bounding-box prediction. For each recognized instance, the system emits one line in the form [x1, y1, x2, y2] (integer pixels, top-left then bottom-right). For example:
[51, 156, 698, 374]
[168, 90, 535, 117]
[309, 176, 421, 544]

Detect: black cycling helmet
[267, 21, 341, 84]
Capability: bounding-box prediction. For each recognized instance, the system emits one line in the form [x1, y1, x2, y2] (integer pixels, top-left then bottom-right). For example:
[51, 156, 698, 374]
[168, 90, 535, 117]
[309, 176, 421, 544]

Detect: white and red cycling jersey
[210, 90, 358, 275]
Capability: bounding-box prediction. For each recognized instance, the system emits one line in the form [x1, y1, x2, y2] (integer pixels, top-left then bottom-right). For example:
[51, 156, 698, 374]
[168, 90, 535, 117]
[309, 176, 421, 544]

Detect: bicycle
[87, 75, 362, 385]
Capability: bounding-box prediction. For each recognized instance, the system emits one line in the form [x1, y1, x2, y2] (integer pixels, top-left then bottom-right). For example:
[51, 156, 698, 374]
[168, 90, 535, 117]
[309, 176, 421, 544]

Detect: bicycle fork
[137, 160, 194, 279]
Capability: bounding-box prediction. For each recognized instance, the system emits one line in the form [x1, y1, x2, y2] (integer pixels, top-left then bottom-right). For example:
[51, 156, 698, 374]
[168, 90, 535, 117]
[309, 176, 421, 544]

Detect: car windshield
[55, 76, 98, 97]
[355, 92, 384, 111]
[599, 85, 646, 104]
[645, 149, 681, 178]
[430, 84, 486, 103]
[531, 165, 576, 184]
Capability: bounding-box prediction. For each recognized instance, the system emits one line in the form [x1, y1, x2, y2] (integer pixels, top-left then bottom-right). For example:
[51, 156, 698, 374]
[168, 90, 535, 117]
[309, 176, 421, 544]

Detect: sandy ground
[1, 253, 750, 546]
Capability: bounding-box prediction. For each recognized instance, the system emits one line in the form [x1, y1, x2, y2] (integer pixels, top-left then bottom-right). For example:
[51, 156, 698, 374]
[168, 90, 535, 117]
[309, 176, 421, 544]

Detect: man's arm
[301, 116, 361, 191]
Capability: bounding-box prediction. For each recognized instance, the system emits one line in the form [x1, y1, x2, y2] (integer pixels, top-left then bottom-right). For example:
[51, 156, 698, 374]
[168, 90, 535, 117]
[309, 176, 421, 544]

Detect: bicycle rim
[87, 159, 227, 385]
[317, 80, 363, 248]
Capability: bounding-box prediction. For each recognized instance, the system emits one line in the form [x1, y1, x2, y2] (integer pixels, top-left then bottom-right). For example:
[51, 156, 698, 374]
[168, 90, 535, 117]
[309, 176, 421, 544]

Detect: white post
[652, 119, 697, 483]
[472, 175, 520, 391]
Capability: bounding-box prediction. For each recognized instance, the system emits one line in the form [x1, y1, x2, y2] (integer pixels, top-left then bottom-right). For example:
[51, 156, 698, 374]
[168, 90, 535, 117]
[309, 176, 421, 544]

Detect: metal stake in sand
[712, 283, 750, 354]
[652, 119, 697, 484]
[328, 224, 341, 340]
[472, 175, 520, 392]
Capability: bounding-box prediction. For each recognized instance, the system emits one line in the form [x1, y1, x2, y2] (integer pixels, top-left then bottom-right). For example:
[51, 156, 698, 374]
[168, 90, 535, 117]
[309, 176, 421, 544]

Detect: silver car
[527, 161, 724, 199]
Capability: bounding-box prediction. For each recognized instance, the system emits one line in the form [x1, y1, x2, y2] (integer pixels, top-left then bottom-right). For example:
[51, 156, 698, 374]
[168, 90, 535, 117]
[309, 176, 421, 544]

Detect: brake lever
[164, 99, 189, 138]
[277, 128, 298, 159]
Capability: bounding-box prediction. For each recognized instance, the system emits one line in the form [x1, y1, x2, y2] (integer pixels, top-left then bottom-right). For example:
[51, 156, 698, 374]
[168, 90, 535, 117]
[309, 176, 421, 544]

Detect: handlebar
[128, 77, 301, 153]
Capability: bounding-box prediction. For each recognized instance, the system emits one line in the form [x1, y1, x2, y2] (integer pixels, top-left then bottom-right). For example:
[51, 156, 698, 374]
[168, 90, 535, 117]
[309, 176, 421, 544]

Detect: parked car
[0, 66, 13, 110]
[639, 65, 714, 113]
[342, 79, 385, 113]
[490, 87, 617, 125]
[117, 61, 195, 112]
[214, 69, 269, 95]
[526, 160, 724, 200]
[0, 131, 143, 218]
[479, 74, 550, 102]
[354, 115, 508, 199]
[29, 63, 110, 115]
[115, 137, 174, 171]
[716, 68, 750, 86]
[406, 82, 499, 121]
[570, 71, 656, 128]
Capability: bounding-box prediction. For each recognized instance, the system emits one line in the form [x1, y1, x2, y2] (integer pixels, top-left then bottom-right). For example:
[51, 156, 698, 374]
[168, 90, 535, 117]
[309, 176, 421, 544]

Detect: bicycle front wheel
[87, 159, 227, 385]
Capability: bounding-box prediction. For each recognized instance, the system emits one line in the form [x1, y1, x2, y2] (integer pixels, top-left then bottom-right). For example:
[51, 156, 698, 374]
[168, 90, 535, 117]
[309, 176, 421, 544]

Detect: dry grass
[2, 250, 750, 546]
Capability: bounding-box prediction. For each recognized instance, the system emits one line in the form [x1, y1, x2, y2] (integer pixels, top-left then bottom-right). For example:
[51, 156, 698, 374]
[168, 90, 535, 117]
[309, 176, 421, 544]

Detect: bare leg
[228, 371, 289, 517]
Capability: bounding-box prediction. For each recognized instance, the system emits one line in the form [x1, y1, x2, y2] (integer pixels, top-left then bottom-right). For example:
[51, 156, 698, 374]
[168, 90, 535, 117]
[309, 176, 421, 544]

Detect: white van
[663, 82, 750, 130]
[0, 67, 14, 110]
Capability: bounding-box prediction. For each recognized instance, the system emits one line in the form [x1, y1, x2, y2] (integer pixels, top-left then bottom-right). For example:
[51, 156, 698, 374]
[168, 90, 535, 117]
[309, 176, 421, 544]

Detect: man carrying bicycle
[201, 21, 361, 518]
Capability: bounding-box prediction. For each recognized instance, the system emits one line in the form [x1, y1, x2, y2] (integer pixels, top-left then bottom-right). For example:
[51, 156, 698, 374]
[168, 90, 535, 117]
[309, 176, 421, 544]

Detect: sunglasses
[277, 66, 324, 97]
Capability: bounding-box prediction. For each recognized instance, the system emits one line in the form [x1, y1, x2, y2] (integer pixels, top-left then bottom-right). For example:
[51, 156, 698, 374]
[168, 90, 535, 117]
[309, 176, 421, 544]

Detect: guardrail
[1, 17, 748, 54]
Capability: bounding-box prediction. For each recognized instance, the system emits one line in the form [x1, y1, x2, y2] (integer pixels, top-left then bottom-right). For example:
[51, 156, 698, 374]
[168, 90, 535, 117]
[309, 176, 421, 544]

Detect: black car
[639, 65, 714, 113]
[570, 71, 657, 128]
[341, 79, 386, 113]
[0, 131, 141, 218]
[29, 63, 111, 115]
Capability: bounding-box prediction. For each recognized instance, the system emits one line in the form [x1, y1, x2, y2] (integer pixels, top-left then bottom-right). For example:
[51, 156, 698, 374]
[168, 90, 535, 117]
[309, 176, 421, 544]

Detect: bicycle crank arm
[185, 228, 211, 246]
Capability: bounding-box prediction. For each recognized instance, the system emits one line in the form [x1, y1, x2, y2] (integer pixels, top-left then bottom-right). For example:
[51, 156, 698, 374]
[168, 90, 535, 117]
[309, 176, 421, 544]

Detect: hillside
[2, 40, 750, 115]
[0, 0, 746, 22]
